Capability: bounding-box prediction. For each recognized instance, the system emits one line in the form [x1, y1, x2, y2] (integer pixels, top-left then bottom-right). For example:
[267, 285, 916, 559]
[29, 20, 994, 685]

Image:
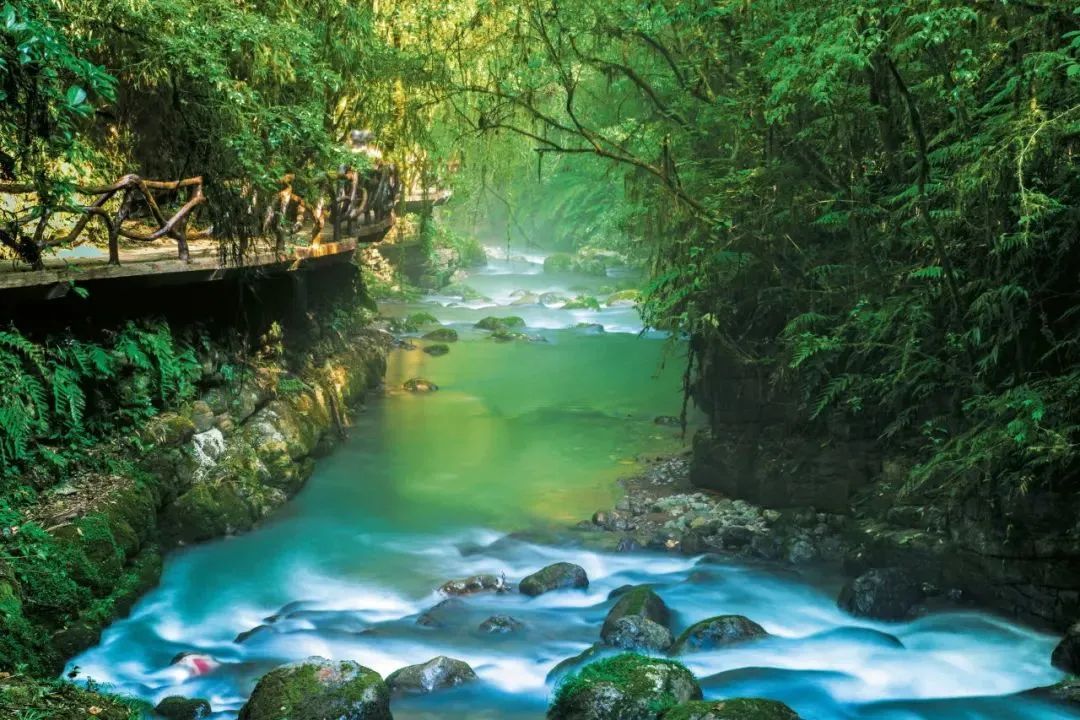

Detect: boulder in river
[417, 598, 467, 627]
[519, 562, 589, 596]
[671, 615, 768, 654]
[422, 328, 459, 342]
[662, 698, 801, 720]
[837, 567, 922, 621]
[544, 253, 574, 273]
[385, 655, 477, 696]
[423, 343, 450, 356]
[439, 573, 507, 596]
[479, 614, 525, 634]
[601, 586, 670, 639]
[403, 378, 438, 392]
[238, 657, 390, 720]
[605, 615, 675, 652]
[1052, 621, 1080, 674]
[548, 653, 702, 720]
[154, 696, 212, 720]
[475, 316, 526, 331]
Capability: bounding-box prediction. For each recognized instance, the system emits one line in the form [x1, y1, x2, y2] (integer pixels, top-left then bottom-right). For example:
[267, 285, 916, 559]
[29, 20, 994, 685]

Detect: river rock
[237, 658, 390, 720]
[671, 615, 768, 654]
[417, 598, 466, 627]
[385, 655, 477, 696]
[475, 316, 526, 331]
[1052, 621, 1080, 674]
[548, 653, 702, 720]
[519, 562, 589, 596]
[439, 573, 506, 596]
[605, 615, 675, 652]
[403, 378, 438, 392]
[838, 567, 922, 621]
[423, 343, 450, 356]
[600, 586, 673, 652]
[479, 614, 525, 634]
[663, 698, 800, 720]
[422, 328, 459, 342]
[510, 292, 540, 306]
[154, 696, 212, 720]
[544, 253, 574, 273]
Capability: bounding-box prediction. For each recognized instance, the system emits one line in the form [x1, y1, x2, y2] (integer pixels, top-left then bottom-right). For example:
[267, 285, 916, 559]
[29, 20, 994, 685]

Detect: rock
[662, 698, 800, 720]
[519, 562, 589, 596]
[601, 586, 671, 646]
[423, 343, 450, 356]
[548, 653, 702, 720]
[540, 292, 569, 306]
[422, 328, 459, 342]
[189, 401, 216, 434]
[385, 656, 477, 696]
[544, 253, 574, 273]
[475, 316, 526, 331]
[403, 378, 438, 392]
[810, 626, 904, 649]
[479, 615, 524, 634]
[547, 643, 618, 683]
[154, 696, 212, 720]
[671, 615, 767, 654]
[573, 322, 606, 334]
[653, 415, 681, 427]
[439, 573, 506, 596]
[617, 537, 643, 553]
[606, 289, 641, 307]
[491, 328, 530, 342]
[417, 598, 466, 627]
[604, 615, 675, 652]
[714, 525, 754, 549]
[1052, 621, 1080, 674]
[510, 292, 540, 306]
[563, 295, 601, 311]
[838, 567, 922, 621]
[238, 658, 390, 720]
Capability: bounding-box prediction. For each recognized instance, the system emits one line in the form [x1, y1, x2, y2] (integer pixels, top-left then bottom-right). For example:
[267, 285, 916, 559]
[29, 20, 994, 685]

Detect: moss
[606, 289, 641, 306]
[661, 699, 800, 720]
[544, 253, 575, 273]
[563, 296, 602, 311]
[422, 327, 459, 342]
[550, 653, 701, 720]
[475, 316, 526, 331]
[142, 412, 197, 448]
[238, 659, 391, 720]
[407, 311, 440, 328]
[155, 695, 212, 720]
[162, 481, 256, 544]
[0, 675, 138, 720]
[424, 343, 451, 356]
[601, 586, 670, 639]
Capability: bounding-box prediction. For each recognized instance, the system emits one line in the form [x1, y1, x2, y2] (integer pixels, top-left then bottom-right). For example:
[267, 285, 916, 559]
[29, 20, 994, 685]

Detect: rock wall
[690, 346, 1080, 630]
[0, 327, 389, 674]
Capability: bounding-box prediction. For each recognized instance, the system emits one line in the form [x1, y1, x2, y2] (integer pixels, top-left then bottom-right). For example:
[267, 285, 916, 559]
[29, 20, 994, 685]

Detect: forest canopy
[3, 0, 1080, 502]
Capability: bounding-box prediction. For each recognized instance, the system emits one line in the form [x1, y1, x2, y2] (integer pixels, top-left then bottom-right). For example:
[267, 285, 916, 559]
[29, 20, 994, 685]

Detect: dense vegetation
[4, 0, 1080, 534]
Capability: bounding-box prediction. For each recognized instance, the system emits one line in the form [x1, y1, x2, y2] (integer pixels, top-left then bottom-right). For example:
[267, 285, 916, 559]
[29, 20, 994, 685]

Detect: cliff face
[689, 347, 1080, 630]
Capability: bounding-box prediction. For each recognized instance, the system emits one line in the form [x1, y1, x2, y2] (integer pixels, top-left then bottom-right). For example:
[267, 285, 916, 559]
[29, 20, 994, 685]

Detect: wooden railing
[0, 163, 399, 270]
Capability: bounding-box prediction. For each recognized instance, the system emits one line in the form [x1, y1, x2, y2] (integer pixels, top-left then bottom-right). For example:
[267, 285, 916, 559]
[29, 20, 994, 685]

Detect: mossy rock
[408, 311, 440, 328]
[519, 562, 589, 596]
[671, 616, 768, 654]
[238, 657, 391, 720]
[142, 411, 197, 448]
[404, 378, 439, 392]
[155, 695, 212, 720]
[601, 586, 670, 643]
[161, 480, 257, 544]
[563, 296, 602, 311]
[606, 289, 641, 306]
[422, 328, 460, 342]
[491, 329, 530, 343]
[475, 316, 526, 331]
[424, 343, 451, 356]
[662, 699, 800, 720]
[544, 253, 575, 273]
[549, 653, 702, 720]
[440, 283, 486, 301]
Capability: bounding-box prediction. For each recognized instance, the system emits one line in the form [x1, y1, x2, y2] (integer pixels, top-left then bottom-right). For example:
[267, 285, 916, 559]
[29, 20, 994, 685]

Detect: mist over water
[67, 246, 1075, 719]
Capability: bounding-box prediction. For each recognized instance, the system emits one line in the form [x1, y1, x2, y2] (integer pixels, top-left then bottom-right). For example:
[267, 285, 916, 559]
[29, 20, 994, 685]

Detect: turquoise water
[67, 247, 1075, 719]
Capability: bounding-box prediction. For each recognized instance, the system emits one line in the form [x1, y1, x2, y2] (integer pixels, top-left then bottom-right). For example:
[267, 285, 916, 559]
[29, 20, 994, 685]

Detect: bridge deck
[0, 216, 394, 301]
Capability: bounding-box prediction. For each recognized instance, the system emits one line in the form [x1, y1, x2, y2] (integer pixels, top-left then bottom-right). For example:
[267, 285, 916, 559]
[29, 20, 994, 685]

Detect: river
[68, 246, 1074, 720]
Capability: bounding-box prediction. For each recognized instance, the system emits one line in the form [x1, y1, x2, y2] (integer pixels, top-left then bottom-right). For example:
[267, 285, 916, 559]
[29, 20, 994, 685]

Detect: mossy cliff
[0, 314, 389, 678]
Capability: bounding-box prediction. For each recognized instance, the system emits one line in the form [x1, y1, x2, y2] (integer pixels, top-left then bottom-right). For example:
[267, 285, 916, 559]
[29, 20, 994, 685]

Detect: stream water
[68, 246, 1074, 720]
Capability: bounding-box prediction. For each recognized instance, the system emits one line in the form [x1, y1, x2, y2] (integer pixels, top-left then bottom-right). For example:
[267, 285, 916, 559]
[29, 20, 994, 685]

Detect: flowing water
[69, 246, 1075, 720]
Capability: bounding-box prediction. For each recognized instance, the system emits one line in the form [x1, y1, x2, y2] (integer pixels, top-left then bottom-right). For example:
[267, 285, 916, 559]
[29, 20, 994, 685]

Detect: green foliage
[0, 321, 201, 482]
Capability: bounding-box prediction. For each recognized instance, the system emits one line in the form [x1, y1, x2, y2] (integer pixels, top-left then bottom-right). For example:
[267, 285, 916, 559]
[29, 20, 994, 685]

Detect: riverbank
[0, 311, 389, 688]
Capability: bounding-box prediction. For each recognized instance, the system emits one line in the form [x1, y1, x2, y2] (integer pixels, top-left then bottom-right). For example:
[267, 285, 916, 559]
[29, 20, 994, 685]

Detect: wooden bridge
[0, 164, 449, 302]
